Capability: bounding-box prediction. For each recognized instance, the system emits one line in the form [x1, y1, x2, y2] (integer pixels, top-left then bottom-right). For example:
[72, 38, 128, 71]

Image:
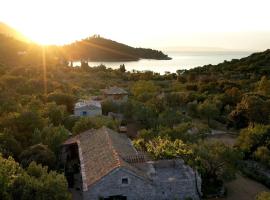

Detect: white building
[74, 100, 102, 117]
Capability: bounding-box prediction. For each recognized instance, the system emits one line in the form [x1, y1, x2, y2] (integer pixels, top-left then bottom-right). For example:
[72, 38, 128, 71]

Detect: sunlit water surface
[72, 51, 253, 74]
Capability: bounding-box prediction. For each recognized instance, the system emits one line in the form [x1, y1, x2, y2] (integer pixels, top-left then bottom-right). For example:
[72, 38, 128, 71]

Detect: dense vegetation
[1, 29, 270, 198]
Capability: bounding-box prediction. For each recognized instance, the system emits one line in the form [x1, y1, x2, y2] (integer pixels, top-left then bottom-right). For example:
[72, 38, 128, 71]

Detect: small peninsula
[62, 35, 171, 61]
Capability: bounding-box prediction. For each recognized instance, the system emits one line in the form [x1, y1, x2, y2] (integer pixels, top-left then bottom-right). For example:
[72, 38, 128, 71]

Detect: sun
[19, 19, 80, 45]
[23, 29, 70, 45]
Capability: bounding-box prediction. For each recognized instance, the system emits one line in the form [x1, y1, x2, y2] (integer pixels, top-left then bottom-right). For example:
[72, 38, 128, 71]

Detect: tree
[253, 146, 270, 167]
[132, 101, 158, 129]
[131, 80, 160, 101]
[42, 102, 67, 126]
[0, 154, 23, 200]
[0, 155, 70, 200]
[119, 64, 126, 73]
[224, 87, 242, 106]
[256, 192, 270, 200]
[198, 100, 219, 126]
[138, 129, 156, 141]
[145, 136, 192, 160]
[158, 109, 183, 128]
[237, 124, 270, 157]
[0, 132, 22, 159]
[192, 141, 241, 182]
[11, 162, 71, 200]
[19, 144, 56, 169]
[257, 76, 270, 95]
[228, 107, 249, 129]
[72, 116, 119, 134]
[47, 92, 75, 113]
[187, 101, 199, 117]
[101, 100, 119, 115]
[14, 110, 47, 146]
[231, 95, 270, 127]
[33, 125, 70, 156]
[159, 122, 206, 142]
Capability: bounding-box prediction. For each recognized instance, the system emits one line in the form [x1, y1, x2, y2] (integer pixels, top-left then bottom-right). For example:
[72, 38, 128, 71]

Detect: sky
[1, 0, 270, 51]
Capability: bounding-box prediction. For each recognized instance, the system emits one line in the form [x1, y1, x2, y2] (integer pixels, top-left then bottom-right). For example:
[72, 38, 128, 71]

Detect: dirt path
[206, 132, 269, 200]
[207, 133, 237, 147]
[223, 174, 270, 200]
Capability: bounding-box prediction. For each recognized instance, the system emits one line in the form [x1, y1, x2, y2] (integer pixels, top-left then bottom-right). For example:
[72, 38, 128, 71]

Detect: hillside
[0, 22, 30, 42]
[188, 49, 270, 75]
[0, 32, 171, 65]
[62, 35, 171, 61]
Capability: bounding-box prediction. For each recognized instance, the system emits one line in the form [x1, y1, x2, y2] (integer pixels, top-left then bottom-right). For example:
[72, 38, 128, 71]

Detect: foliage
[230, 95, 270, 126]
[253, 146, 270, 167]
[42, 102, 67, 126]
[33, 125, 69, 156]
[101, 100, 119, 115]
[19, 144, 56, 169]
[145, 136, 192, 160]
[0, 154, 71, 200]
[0, 154, 23, 200]
[0, 132, 22, 159]
[131, 100, 158, 129]
[158, 108, 184, 128]
[159, 122, 208, 142]
[256, 192, 270, 200]
[47, 92, 75, 113]
[192, 141, 242, 182]
[198, 100, 219, 126]
[72, 116, 119, 134]
[237, 124, 270, 156]
[138, 129, 156, 141]
[119, 64, 126, 73]
[131, 80, 160, 101]
[257, 76, 270, 95]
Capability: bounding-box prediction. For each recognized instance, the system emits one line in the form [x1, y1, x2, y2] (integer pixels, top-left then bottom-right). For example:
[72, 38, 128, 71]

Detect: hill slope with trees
[0, 22, 30, 42]
[0, 24, 171, 65]
[62, 35, 171, 61]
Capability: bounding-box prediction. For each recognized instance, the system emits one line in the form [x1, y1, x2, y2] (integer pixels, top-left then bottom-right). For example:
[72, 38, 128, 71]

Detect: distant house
[103, 86, 128, 103]
[62, 127, 202, 200]
[74, 100, 102, 117]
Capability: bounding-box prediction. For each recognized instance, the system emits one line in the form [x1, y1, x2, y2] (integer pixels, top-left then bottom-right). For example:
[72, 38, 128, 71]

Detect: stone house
[62, 127, 202, 200]
[103, 86, 128, 103]
[74, 100, 102, 117]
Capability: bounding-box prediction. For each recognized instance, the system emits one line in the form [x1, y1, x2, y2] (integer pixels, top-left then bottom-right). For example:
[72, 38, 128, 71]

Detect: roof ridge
[104, 127, 122, 167]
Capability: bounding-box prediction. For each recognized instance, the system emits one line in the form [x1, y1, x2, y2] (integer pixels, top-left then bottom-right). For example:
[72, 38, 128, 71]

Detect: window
[121, 178, 129, 185]
[82, 111, 87, 116]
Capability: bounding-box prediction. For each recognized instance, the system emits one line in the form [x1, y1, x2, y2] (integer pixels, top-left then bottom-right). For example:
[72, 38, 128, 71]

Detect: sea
[72, 51, 253, 74]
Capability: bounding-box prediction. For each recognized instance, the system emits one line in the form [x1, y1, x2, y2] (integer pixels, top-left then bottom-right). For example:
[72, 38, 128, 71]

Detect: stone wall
[83, 166, 200, 200]
[83, 168, 155, 200]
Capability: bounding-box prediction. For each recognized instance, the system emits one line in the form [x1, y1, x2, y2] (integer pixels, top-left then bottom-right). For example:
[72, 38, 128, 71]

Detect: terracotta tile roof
[103, 86, 128, 95]
[64, 127, 149, 190]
